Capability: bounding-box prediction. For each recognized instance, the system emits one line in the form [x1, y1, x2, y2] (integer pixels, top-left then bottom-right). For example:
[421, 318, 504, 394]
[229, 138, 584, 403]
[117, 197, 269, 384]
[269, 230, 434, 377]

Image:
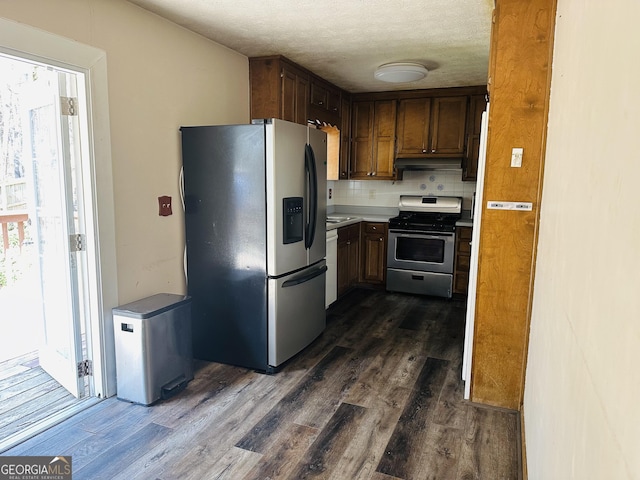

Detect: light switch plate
[487, 201, 533, 211]
[511, 147, 523, 167]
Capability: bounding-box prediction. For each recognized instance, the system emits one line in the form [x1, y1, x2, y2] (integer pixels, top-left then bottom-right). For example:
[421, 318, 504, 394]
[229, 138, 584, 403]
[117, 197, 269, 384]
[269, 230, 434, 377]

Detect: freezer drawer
[268, 261, 327, 367]
[386, 268, 453, 298]
[113, 294, 193, 405]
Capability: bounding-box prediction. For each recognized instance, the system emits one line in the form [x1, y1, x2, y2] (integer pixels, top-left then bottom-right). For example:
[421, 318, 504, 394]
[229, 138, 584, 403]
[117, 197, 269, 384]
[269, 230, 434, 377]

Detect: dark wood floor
[2, 288, 521, 480]
[0, 351, 83, 446]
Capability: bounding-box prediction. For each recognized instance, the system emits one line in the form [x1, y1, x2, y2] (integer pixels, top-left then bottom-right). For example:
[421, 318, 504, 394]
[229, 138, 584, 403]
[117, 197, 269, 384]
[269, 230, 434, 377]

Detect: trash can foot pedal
[161, 375, 188, 400]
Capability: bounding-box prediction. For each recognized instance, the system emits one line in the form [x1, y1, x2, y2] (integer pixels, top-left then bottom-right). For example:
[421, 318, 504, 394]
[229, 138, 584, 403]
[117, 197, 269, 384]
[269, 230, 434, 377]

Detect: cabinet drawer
[457, 226, 472, 240]
[364, 222, 386, 234]
[458, 240, 471, 255]
[338, 223, 360, 241]
[454, 272, 469, 294]
[456, 226, 472, 255]
[456, 254, 470, 271]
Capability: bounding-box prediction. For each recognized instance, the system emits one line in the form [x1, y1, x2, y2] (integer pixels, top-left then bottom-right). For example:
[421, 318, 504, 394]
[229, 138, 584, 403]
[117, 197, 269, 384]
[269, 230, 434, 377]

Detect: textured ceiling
[127, 0, 493, 93]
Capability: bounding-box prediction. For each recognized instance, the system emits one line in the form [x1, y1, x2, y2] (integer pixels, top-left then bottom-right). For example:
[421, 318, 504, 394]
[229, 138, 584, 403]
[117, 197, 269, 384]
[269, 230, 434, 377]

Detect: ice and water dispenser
[113, 293, 193, 406]
[283, 196, 303, 244]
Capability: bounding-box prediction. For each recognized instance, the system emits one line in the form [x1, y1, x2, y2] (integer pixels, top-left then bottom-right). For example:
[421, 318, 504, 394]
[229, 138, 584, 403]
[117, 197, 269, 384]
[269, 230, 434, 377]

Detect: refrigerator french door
[181, 119, 327, 372]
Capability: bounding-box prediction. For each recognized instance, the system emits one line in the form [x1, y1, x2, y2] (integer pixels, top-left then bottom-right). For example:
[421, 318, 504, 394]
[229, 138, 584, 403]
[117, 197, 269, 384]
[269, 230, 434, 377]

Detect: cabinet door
[281, 68, 297, 123]
[396, 98, 431, 155]
[350, 101, 375, 178]
[327, 88, 341, 116]
[281, 65, 309, 125]
[453, 226, 472, 294]
[463, 94, 487, 181]
[429, 96, 468, 154]
[337, 237, 350, 297]
[310, 79, 341, 116]
[310, 80, 328, 109]
[295, 74, 309, 125]
[372, 100, 397, 179]
[361, 223, 387, 284]
[339, 95, 351, 179]
[337, 224, 360, 296]
[348, 236, 360, 287]
[249, 57, 281, 120]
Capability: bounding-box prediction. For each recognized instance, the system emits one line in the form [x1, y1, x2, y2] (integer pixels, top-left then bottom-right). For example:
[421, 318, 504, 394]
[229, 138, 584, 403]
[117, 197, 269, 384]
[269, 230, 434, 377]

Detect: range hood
[394, 157, 462, 179]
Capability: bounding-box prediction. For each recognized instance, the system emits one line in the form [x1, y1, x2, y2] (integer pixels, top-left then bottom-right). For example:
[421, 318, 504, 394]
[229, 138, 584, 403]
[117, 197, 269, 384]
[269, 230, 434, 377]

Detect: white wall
[524, 1, 640, 478]
[0, 0, 249, 304]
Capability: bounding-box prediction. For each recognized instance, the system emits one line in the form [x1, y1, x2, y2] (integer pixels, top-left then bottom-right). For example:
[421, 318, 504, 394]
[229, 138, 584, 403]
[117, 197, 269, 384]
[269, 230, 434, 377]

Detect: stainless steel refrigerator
[180, 118, 327, 372]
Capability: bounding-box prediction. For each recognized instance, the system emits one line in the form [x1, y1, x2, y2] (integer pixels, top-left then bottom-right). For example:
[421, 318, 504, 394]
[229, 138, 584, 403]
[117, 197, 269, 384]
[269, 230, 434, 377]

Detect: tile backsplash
[327, 170, 477, 210]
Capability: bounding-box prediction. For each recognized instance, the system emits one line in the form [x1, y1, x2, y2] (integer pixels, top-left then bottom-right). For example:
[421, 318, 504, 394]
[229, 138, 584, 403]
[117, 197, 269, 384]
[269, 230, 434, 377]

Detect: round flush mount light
[374, 62, 429, 83]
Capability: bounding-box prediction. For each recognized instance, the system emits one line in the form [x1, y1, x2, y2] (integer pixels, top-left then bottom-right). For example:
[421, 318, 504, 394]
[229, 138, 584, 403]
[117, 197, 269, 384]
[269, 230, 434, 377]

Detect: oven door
[387, 230, 455, 274]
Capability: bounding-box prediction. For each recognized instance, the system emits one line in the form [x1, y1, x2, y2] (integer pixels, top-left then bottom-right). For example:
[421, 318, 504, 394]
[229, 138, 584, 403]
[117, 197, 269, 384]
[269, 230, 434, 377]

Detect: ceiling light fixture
[374, 62, 428, 83]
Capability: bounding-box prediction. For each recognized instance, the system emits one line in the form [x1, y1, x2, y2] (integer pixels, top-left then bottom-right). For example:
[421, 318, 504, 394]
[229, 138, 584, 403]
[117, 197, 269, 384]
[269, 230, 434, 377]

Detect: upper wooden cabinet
[249, 56, 309, 125]
[350, 101, 374, 178]
[463, 94, 488, 181]
[309, 77, 341, 125]
[396, 96, 468, 157]
[396, 98, 431, 156]
[250, 55, 348, 129]
[339, 94, 351, 179]
[350, 100, 396, 180]
[430, 96, 468, 155]
[250, 59, 486, 182]
[282, 65, 309, 125]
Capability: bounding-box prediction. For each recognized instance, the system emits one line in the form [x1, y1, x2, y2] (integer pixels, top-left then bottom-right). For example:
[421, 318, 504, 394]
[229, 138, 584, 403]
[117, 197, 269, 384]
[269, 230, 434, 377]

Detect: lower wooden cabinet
[337, 223, 360, 297]
[361, 222, 387, 285]
[453, 226, 472, 294]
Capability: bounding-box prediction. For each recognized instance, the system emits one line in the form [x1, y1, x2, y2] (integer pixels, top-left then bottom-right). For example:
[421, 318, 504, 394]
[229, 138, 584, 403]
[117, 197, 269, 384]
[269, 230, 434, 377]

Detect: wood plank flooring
[0, 351, 84, 444]
[2, 288, 521, 479]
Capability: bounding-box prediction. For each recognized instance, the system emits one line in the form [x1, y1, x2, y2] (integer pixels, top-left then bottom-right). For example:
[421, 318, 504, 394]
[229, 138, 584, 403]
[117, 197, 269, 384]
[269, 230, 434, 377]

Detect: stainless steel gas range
[386, 195, 462, 298]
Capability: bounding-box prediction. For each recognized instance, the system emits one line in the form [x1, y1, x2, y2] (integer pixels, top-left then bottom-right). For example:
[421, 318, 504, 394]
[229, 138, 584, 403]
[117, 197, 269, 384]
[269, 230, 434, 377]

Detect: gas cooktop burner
[388, 212, 460, 232]
[389, 195, 462, 232]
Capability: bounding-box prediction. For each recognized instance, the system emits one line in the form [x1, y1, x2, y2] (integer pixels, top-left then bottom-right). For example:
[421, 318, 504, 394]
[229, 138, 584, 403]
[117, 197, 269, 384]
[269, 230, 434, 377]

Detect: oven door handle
[390, 231, 455, 238]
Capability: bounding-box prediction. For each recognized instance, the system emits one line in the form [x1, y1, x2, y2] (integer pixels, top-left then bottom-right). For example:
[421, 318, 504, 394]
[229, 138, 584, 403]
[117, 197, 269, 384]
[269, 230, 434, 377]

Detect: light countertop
[326, 207, 475, 230]
[456, 211, 474, 228]
[326, 214, 393, 230]
[326, 205, 397, 230]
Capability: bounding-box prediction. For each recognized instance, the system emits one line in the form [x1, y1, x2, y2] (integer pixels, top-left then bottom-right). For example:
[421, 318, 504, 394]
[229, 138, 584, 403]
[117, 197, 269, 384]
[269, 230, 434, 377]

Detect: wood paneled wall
[471, 0, 558, 410]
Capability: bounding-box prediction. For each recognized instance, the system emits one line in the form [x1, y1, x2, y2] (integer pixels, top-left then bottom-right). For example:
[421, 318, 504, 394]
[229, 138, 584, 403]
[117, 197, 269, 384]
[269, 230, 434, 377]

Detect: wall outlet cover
[158, 195, 172, 216]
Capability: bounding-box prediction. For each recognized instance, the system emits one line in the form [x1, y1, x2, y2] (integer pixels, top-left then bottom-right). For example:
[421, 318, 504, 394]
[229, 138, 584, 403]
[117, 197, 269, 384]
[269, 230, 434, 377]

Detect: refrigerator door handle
[282, 265, 327, 288]
[304, 143, 318, 250]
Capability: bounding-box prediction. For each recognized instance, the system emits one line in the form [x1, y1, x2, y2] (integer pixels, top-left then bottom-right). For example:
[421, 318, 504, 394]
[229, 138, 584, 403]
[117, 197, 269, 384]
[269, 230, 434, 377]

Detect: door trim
[0, 17, 119, 398]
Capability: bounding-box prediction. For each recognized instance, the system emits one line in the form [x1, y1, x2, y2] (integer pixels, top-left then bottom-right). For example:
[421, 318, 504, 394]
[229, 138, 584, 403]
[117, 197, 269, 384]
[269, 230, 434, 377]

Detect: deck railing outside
[0, 178, 28, 211]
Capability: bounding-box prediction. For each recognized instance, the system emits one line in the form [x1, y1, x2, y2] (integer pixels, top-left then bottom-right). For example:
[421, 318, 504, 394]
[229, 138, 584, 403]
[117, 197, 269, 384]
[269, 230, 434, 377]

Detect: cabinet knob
[372, 172, 377, 176]
[379, 237, 383, 242]
[372, 226, 377, 230]
[318, 101, 324, 105]
[347, 241, 351, 245]
[422, 149, 427, 153]
[431, 149, 436, 153]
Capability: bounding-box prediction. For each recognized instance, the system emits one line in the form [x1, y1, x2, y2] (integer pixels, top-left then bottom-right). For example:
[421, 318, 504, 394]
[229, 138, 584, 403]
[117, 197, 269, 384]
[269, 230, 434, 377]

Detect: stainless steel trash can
[113, 293, 193, 405]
